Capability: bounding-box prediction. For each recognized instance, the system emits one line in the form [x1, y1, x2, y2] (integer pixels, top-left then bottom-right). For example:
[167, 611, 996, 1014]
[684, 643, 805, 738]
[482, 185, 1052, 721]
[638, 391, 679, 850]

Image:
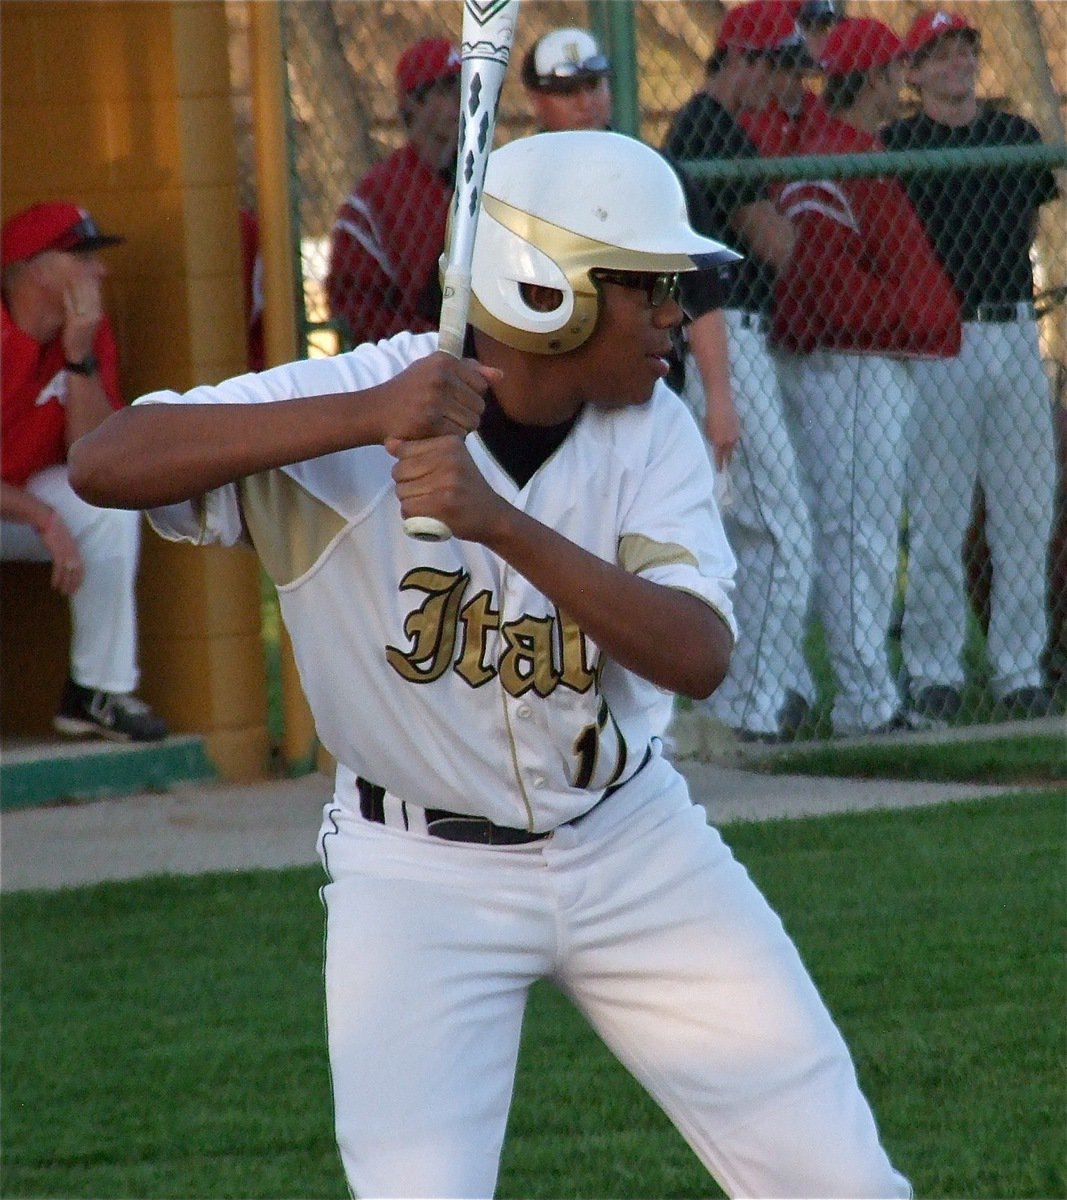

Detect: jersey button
[516, 703, 533, 719]
[532, 775, 546, 789]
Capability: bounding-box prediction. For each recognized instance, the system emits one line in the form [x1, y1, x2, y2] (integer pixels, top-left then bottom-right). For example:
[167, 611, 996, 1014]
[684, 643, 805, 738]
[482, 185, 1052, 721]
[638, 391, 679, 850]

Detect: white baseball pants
[319, 754, 910, 1199]
[903, 314, 1055, 697]
[0, 464, 142, 694]
[776, 350, 912, 734]
[682, 312, 814, 734]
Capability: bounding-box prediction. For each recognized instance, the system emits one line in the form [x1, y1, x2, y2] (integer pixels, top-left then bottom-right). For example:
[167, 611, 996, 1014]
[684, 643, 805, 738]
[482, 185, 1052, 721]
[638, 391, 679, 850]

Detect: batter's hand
[39, 512, 85, 596]
[379, 352, 498, 445]
[388, 434, 506, 542]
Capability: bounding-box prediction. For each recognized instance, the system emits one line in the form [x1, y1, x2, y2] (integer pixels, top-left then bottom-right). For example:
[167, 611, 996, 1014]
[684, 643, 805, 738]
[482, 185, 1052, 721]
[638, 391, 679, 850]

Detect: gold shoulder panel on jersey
[239, 469, 348, 586]
[617, 533, 699, 576]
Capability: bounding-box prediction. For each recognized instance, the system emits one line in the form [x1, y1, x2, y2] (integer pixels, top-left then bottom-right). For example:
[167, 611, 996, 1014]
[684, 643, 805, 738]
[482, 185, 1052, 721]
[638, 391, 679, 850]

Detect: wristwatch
[65, 353, 99, 376]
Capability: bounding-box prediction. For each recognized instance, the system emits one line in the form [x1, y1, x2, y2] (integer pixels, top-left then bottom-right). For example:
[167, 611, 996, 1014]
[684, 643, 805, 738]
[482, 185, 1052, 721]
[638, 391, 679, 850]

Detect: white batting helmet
[465, 131, 740, 355]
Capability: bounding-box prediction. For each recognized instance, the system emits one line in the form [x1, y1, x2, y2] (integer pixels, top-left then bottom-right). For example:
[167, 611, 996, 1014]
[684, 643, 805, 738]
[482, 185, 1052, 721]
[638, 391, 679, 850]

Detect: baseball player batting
[70, 131, 909, 1199]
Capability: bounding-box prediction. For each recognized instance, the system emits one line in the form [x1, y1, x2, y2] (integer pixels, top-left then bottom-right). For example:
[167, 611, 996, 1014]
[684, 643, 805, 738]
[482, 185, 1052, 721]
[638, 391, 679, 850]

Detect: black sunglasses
[593, 269, 681, 308]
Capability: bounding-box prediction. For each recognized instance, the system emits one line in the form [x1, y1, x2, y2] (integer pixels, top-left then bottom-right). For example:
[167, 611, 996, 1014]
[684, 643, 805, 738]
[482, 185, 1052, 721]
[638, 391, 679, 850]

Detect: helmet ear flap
[468, 206, 601, 355]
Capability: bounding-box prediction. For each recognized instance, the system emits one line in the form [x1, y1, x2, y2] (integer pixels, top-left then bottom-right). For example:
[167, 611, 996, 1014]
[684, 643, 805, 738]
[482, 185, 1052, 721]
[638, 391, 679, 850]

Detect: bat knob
[403, 516, 454, 542]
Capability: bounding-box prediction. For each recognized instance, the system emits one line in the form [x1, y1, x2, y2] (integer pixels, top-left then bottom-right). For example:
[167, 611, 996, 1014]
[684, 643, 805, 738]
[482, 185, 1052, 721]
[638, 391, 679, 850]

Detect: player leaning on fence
[881, 10, 1061, 727]
[69, 131, 910, 1200]
[771, 17, 962, 737]
[663, 0, 816, 745]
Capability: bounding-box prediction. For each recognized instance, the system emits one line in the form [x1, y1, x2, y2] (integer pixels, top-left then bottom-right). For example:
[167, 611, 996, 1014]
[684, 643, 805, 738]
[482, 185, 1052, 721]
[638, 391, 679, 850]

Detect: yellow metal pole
[248, 0, 319, 773]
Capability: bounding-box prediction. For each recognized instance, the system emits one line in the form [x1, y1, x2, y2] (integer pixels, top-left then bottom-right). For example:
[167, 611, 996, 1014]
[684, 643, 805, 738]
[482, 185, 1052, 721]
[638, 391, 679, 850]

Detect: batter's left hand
[389, 435, 507, 542]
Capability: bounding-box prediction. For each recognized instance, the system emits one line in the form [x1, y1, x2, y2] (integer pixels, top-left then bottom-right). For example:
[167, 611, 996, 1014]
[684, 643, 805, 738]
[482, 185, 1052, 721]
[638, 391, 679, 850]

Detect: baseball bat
[403, 0, 521, 542]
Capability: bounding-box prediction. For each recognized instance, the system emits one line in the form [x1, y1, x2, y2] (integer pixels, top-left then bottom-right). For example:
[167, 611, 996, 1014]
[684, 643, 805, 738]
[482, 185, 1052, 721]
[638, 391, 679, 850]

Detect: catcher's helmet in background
[464, 131, 740, 355]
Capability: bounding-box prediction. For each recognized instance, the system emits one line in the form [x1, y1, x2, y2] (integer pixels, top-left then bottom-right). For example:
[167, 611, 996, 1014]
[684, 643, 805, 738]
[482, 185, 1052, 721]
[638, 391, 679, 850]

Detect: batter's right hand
[380, 352, 498, 445]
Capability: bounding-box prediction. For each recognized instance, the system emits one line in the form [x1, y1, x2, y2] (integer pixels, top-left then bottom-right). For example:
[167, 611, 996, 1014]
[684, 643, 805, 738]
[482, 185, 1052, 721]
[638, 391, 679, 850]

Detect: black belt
[357, 745, 653, 847]
[961, 300, 1033, 323]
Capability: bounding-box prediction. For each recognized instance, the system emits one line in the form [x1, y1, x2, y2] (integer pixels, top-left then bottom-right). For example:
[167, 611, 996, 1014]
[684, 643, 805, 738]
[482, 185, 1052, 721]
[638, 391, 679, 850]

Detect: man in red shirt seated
[326, 38, 461, 349]
[1, 202, 167, 741]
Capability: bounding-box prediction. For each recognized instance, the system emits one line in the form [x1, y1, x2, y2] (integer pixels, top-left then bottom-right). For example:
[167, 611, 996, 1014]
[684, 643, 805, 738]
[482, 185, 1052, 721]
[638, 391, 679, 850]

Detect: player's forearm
[68, 392, 383, 509]
[482, 507, 732, 699]
[687, 312, 737, 463]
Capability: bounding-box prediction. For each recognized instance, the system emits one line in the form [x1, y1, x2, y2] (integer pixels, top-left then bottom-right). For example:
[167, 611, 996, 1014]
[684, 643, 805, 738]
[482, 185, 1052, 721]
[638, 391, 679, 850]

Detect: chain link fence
[227, 0, 1066, 740]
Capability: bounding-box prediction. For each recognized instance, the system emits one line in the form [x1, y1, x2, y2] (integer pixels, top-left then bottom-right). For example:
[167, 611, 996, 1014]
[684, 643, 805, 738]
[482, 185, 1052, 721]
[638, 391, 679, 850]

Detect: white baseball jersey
[135, 333, 917, 1200]
[138, 331, 737, 831]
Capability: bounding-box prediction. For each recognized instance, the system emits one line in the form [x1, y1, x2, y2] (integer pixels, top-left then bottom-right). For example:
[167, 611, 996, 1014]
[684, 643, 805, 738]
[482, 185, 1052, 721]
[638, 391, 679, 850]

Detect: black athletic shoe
[998, 686, 1059, 721]
[54, 679, 168, 743]
[870, 710, 921, 735]
[733, 692, 814, 745]
[733, 727, 787, 745]
[778, 690, 813, 740]
[909, 685, 963, 729]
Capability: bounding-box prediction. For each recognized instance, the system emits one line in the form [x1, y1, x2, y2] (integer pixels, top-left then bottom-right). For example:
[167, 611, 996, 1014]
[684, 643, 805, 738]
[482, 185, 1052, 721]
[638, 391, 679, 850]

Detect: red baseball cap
[716, 1, 807, 55]
[395, 37, 462, 96]
[819, 17, 905, 74]
[904, 10, 979, 58]
[1, 201, 124, 268]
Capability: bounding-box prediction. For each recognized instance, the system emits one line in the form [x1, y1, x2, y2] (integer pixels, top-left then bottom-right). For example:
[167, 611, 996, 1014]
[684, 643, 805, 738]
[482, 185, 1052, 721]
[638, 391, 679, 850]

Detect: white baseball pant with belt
[320, 751, 911, 1200]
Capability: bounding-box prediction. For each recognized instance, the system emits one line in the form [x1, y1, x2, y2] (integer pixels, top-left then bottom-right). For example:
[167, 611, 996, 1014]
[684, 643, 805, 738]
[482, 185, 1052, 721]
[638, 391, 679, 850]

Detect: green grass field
[3, 791, 1064, 1199]
[766, 732, 1067, 785]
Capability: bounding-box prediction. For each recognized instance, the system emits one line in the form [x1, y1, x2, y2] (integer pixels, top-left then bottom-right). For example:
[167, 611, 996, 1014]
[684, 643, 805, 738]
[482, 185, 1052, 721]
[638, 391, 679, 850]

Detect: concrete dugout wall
[1, 0, 270, 780]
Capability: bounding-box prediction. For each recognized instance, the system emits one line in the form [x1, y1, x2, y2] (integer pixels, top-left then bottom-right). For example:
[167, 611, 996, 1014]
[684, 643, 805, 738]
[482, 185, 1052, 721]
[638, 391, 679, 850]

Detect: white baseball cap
[521, 28, 611, 92]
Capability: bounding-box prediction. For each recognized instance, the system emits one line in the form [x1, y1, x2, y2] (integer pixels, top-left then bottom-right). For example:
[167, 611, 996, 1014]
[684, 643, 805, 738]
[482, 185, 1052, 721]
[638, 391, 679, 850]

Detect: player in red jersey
[771, 18, 962, 735]
[740, 0, 839, 160]
[326, 38, 461, 348]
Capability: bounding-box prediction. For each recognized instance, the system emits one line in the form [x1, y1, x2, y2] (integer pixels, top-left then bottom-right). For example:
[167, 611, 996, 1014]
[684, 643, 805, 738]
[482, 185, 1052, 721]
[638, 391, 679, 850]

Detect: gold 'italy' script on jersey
[385, 567, 596, 697]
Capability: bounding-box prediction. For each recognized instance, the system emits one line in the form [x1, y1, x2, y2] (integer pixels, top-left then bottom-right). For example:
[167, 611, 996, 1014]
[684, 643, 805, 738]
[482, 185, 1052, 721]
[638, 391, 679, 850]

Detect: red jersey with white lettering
[326, 145, 452, 348]
[1, 303, 122, 487]
[771, 117, 961, 358]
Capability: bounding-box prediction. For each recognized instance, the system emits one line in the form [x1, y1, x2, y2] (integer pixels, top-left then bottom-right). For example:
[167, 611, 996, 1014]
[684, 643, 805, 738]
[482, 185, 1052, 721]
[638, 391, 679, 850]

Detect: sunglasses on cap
[593, 269, 681, 308]
[539, 53, 611, 81]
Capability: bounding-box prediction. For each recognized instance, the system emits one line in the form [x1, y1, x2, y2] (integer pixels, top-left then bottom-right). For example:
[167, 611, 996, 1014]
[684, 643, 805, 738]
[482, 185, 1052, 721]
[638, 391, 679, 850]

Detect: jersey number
[572, 699, 627, 792]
